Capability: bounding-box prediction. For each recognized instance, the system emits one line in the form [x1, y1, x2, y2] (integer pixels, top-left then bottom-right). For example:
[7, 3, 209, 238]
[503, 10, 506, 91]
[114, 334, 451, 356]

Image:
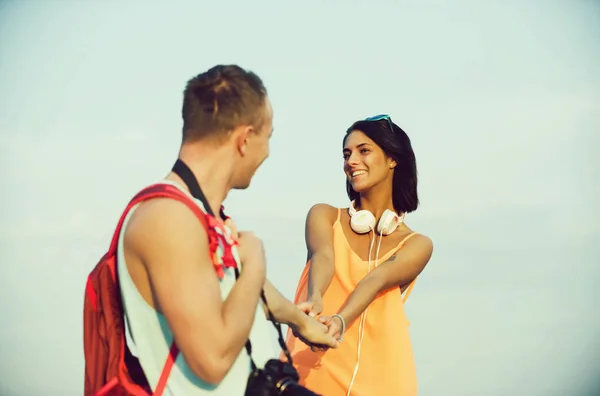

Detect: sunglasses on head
[364, 114, 394, 132]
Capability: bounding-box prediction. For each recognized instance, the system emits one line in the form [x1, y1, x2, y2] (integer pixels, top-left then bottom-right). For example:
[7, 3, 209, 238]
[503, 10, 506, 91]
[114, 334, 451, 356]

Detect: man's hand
[224, 218, 238, 239]
[296, 294, 323, 318]
[236, 231, 267, 280]
[290, 314, 338, 351]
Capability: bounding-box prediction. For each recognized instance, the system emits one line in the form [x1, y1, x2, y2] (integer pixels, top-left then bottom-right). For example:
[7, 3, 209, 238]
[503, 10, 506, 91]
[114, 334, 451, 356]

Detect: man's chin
[232, 170, 257, 190]
[232, 181, 251, 190]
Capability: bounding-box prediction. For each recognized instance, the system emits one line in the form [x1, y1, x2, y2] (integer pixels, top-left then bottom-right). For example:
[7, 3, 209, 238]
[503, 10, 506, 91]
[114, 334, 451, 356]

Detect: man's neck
[167, 144, 235, 218]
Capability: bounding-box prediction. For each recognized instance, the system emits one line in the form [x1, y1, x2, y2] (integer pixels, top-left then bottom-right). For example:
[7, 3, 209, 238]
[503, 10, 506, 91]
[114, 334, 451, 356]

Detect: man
[118, 65, 337, 394]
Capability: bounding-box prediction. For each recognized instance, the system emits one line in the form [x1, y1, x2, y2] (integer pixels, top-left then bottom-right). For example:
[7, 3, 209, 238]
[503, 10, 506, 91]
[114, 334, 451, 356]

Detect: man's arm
[125, 198, 265, 385]
[221, 214, 337, 349]
[262, 280, 304, 326]
[262, 280, 338, 349]
[324, 234, 433, 337]
[304, 204, 338, 310]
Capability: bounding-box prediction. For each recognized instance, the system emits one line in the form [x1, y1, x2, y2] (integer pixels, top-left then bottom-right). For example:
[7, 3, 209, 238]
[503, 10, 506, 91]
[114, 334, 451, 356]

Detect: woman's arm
[302, 204, 338, 316]
[324, 234, 434, 339]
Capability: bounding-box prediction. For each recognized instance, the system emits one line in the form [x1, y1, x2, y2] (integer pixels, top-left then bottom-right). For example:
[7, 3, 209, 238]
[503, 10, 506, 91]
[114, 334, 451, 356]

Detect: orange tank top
[284, 208, 419, 396]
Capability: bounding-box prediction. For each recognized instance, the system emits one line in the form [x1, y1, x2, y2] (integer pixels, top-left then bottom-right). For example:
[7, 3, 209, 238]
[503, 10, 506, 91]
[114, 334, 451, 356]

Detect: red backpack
[83, 183, 227, 395]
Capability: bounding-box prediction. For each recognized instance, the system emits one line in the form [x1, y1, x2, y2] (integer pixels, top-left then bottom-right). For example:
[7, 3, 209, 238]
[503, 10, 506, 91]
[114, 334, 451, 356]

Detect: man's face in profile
[233, 97, 273, 190]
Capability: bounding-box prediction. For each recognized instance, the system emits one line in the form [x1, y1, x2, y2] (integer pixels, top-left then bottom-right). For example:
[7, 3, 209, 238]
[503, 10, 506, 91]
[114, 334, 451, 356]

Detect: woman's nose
[347, 152, 360, 166]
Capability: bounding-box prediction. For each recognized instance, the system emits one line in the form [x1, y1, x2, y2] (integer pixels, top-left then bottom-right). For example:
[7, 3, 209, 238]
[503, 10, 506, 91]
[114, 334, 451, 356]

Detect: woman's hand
[296, 294, 338, 351]
[290, 314, 338, 351]
[296, 294, 323, 318]
[318, 315, 344, 341]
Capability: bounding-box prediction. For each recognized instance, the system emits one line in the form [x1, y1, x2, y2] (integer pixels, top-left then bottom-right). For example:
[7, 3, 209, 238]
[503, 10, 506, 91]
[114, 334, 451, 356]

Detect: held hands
[317, 315, 344, 341]
[296, 295, 323, 318]
[295, 295, 344, 352]
[290, 314, 338, 352]
[229, 219, 337, 351]
[228, 218, 340, 351]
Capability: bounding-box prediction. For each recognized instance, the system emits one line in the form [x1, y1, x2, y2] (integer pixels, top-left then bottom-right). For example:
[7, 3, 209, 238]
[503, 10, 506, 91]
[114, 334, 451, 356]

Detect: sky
[0, 0, 599, 395]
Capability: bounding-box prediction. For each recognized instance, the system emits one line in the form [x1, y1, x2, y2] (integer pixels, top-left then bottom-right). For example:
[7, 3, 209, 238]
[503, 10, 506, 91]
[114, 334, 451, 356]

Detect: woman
[284, 115, 434, 396]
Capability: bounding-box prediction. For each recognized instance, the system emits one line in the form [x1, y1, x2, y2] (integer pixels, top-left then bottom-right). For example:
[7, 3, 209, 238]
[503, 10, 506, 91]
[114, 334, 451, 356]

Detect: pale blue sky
[1, 1, 599, 395]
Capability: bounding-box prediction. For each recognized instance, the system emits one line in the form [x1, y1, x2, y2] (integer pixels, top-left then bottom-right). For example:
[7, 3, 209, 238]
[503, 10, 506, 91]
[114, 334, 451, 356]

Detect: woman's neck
[357, 186, 395, 219]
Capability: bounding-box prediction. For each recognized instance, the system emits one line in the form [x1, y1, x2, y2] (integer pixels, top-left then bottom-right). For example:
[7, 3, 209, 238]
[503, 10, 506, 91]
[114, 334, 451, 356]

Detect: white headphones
[348, 200, 404, 235]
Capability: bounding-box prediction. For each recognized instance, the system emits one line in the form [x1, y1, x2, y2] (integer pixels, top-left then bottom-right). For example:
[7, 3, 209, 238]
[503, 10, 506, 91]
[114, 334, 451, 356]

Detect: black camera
[245, 359, 321, 396]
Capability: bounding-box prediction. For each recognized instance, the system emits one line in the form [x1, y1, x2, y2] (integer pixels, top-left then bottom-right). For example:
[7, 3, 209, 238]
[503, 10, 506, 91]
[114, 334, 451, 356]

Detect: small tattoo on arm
[384, 254, 397, 263]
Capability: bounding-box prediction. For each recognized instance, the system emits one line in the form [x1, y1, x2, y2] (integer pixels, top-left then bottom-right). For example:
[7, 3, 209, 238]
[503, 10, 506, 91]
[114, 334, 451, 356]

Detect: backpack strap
[153, 342, 179, 395]
[108, 182, 212, 395]
[108, 183, 210, 257]
[86, 183, 212, 310]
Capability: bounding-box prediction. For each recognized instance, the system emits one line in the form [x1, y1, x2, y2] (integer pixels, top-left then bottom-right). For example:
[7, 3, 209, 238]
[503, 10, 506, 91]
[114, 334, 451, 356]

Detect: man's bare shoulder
[124, 197, 208, 258]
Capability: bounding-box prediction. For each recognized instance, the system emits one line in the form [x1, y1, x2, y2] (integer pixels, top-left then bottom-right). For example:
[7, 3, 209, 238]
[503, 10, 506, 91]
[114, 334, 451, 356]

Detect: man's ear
[235, 126, 254, 156]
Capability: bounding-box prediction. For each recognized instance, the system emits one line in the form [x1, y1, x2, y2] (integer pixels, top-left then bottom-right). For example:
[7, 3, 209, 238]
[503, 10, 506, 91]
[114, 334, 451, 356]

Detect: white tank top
[117, 180, 275, 395]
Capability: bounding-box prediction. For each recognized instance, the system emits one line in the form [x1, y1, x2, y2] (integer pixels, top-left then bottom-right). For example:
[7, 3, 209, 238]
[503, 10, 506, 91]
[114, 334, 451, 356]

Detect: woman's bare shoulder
[306, 203, 340, 224]
[402, 230, 434, 253]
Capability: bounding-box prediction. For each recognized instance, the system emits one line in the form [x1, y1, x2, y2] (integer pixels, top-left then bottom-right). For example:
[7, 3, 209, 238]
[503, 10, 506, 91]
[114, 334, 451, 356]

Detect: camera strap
[172, 159, 295, 370]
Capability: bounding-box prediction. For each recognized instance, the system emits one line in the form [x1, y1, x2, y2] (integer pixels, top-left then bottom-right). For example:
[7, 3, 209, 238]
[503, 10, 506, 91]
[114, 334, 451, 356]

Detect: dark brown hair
[344, 119, 419, 213]
[181, 65, 267, 142]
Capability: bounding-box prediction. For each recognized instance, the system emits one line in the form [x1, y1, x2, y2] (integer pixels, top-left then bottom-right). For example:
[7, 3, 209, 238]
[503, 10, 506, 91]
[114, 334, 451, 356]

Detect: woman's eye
[360, 149, 369, 154]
